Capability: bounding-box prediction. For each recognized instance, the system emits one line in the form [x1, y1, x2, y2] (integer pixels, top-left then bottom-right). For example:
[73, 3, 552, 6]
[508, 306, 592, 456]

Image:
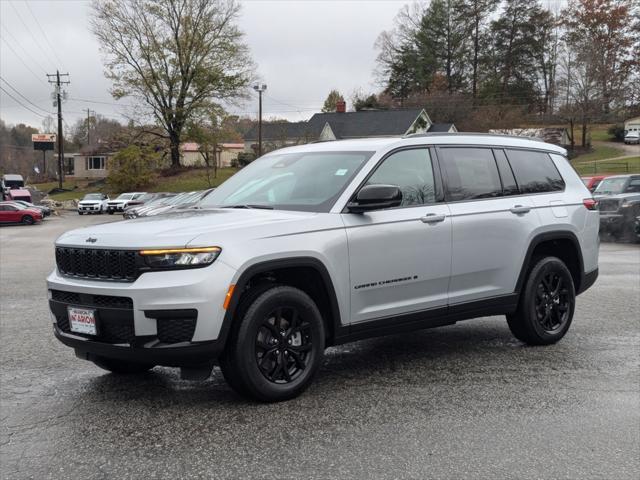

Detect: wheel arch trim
[515, 230, 586, 295]
[220, 256, 343, 348]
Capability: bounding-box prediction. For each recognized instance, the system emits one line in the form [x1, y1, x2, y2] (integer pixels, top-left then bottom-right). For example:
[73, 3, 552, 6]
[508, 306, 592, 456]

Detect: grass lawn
[571, 144, 625, 163]
[573, 156, 640, 175]
[31, 167, 240, 202]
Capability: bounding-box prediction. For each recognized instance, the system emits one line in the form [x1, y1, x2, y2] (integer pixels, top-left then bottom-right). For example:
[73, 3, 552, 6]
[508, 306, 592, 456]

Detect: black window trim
[504, 147, 566, 195]
[433, 144, 567, 205]
[435, 145, 505, 203]
[341, 145, 445, 213]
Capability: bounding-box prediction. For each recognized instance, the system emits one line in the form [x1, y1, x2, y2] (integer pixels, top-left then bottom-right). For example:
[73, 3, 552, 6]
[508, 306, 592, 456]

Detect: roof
[428, 123, 455, 132]
[244, 109, 425, 141]
[2, 174, 23, 181]
[265, 133, 568, 156]
[220, 143, 244, 149]
[244, 122, 317, 142]
[308, 109, 424, 138]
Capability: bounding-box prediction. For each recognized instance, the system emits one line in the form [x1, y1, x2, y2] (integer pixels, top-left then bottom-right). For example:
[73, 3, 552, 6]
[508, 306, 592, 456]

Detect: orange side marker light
[223, 285, 235, 310]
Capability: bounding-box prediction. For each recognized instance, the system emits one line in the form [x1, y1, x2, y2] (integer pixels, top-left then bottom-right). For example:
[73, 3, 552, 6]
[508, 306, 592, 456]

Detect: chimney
[336, 100, 346, 113]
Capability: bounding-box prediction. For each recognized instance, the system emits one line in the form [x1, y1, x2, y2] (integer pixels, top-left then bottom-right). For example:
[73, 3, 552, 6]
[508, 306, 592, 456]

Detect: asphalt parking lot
[1, 213, 639, 480]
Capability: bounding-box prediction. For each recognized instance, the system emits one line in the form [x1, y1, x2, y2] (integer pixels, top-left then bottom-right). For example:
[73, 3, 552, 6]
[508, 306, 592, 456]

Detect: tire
[21, 215, 34, 225]
[507, 256, 575, 345]
[220, 285, 325, 402]
[92, 356, 154, 374]
[108, 211, 114, 215]
[78, 211, 84, 215]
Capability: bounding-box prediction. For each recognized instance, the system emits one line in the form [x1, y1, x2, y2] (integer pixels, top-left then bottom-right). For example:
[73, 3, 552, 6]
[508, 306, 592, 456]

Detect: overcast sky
[0, 0, 409, 131]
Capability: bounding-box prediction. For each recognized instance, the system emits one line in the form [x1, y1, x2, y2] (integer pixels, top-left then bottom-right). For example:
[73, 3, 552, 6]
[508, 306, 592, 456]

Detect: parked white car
[77, 193, 109, 215]
[624, 131, 639, 144]
[48, 134, 599, 402]
[106, 192, 146, 214]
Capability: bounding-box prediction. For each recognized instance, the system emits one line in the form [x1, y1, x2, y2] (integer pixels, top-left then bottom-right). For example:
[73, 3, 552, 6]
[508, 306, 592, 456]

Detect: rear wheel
[92, 356, 154, 374]
[220, 285, 325, 402]
[507, 256, 575, 345]
[21, 215, 34, 225]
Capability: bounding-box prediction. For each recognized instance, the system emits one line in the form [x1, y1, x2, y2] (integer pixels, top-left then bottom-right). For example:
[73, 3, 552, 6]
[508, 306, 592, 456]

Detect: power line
[0, 85, 47, 118]
[0, 33, 48, 86]
[24, 1, 65, 69]
[0, 76, 53, 115]
[8, 1, 57, 71]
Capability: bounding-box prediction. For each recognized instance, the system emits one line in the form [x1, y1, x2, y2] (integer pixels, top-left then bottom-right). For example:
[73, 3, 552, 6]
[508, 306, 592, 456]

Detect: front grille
[50, 290, 133, 309]
[598, 199, 620, 212]
[55, 247, 140, 281]
[50, 290, 135, 344]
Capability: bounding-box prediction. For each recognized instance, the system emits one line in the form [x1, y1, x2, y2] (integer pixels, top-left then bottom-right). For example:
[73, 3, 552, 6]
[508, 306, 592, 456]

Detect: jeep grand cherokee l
[47, 134, 599, 402]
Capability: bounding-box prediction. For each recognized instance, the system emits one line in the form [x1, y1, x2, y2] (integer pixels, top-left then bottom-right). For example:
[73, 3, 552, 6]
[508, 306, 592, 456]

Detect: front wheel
[21, 215, 34, 225]
[92, 356, 154, 374]
[220, 285, 325, 402]
[507, 256, 575, 345]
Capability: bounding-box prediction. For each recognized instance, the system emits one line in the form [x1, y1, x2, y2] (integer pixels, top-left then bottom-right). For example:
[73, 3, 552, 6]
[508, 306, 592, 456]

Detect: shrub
[237, 152, 256, 167]
[107, 146, 158, 192]
[608, 124, 625, 141]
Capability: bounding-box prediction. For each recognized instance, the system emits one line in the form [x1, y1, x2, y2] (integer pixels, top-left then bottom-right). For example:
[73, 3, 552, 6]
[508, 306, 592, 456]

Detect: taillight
[583, 198, 598, 210]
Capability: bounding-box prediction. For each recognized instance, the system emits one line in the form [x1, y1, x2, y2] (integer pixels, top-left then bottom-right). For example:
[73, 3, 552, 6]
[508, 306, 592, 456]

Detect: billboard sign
[32, 133, 56, 151]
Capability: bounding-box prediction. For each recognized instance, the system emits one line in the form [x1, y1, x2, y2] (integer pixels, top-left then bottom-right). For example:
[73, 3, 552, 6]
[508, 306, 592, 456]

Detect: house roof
[428, 123, 455, 132]
[244, 122, 318, 142]
[308, 109, 424, 139]
[244, 109, 426, 141]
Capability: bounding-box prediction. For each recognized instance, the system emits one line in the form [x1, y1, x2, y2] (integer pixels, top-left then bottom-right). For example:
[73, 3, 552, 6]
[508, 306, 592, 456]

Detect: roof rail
[404, 132, 546, 143]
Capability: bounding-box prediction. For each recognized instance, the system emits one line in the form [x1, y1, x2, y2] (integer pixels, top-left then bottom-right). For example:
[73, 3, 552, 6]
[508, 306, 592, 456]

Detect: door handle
[420, 213, 446, 224]
[510, 205, 531, 214]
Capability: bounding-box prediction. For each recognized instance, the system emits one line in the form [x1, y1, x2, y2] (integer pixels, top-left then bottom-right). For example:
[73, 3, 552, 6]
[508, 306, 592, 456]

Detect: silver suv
[47, 134, 599, 401]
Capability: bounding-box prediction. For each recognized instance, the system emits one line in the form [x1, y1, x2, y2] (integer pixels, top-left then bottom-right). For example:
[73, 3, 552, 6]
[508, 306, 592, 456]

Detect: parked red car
[582, 175, 608, 193]
[0, 201, 43, 225]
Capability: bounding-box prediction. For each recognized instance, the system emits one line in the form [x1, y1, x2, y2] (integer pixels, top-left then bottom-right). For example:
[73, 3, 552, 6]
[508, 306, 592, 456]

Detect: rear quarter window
[505, 149, 565, 193]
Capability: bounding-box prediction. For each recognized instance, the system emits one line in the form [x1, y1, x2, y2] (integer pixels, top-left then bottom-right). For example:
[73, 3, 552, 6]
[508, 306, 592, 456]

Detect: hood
[595, 192, 640, 201]
[55, 208, 318, 249]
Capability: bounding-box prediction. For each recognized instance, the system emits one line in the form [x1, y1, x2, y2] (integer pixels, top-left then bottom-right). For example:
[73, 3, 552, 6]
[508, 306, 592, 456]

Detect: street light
[253, 82, 267, 157]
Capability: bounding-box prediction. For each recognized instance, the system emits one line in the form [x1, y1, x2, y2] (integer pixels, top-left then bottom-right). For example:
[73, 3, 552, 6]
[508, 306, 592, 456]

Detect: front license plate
[68, 307, 97, 335]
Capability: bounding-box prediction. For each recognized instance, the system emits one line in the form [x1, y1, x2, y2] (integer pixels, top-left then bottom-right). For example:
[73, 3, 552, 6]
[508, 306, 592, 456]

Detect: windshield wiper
[222, 204, 274, 210]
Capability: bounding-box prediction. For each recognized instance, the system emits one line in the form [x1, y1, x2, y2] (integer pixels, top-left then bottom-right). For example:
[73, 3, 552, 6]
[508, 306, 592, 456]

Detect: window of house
[86, 156, 106, 170]
[439, 148, 503, 201]
[365, 148, 436, 207]
[505, 150, 565, 193]
[64, 157, 74, 176]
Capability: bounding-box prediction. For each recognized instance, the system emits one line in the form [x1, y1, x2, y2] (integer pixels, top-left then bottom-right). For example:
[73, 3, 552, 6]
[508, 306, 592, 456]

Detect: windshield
[116, 194, 134, 200]
[199, 151, 373, 212]
[594, 177, 628, 195]
[83, 194, 103, 201]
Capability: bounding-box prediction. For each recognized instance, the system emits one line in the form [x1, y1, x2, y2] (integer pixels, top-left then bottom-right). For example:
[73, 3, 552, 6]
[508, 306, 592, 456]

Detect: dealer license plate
[68, 307, 97, 335]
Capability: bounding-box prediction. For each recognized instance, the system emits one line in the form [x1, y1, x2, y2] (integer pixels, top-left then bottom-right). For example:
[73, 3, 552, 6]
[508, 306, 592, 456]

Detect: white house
[624, 116, 640, 134]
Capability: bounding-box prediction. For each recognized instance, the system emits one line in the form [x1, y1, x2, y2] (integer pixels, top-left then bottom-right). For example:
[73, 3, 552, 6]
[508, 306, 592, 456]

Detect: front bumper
[599, 213, 625, 232]
[47, 260, 237, 362]
[107, 204, 126, 212]
[54, 325, 224, 366]
[78, 204, 102, 213]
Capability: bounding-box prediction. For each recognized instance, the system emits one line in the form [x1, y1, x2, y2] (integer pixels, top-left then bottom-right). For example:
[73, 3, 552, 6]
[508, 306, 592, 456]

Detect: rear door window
[439, 147, 503, 201]
[505, 150, 565, 193]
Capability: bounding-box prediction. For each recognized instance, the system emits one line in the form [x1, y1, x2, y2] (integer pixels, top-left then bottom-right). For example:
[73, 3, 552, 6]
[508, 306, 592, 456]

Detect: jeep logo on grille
[85, 237, 97, 243]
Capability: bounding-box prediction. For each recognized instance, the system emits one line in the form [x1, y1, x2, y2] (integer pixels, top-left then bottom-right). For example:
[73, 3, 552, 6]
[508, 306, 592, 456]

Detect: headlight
[139, 246, 221, 269]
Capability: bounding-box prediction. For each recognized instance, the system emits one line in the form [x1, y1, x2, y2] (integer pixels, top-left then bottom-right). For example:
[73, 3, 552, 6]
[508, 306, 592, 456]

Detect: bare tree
[91, 0, 253, 168]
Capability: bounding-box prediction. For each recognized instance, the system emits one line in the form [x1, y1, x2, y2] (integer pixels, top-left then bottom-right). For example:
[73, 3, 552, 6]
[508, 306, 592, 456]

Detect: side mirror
[347, 184, 402, 213]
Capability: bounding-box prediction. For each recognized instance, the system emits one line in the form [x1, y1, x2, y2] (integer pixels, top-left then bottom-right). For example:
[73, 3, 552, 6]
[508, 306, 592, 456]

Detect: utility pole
[87, 108, 92, 146]
[47, 71, 70, 189]
[253, 83, 267, 157]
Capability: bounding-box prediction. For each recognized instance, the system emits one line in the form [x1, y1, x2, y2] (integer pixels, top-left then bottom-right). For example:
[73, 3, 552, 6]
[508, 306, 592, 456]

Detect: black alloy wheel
[22, 215, 34, 225]
[255, 306, 313, 384]
[507, 256, 575, 345]
[535, 271, 571, 332]
[220, 285, 325, 402]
